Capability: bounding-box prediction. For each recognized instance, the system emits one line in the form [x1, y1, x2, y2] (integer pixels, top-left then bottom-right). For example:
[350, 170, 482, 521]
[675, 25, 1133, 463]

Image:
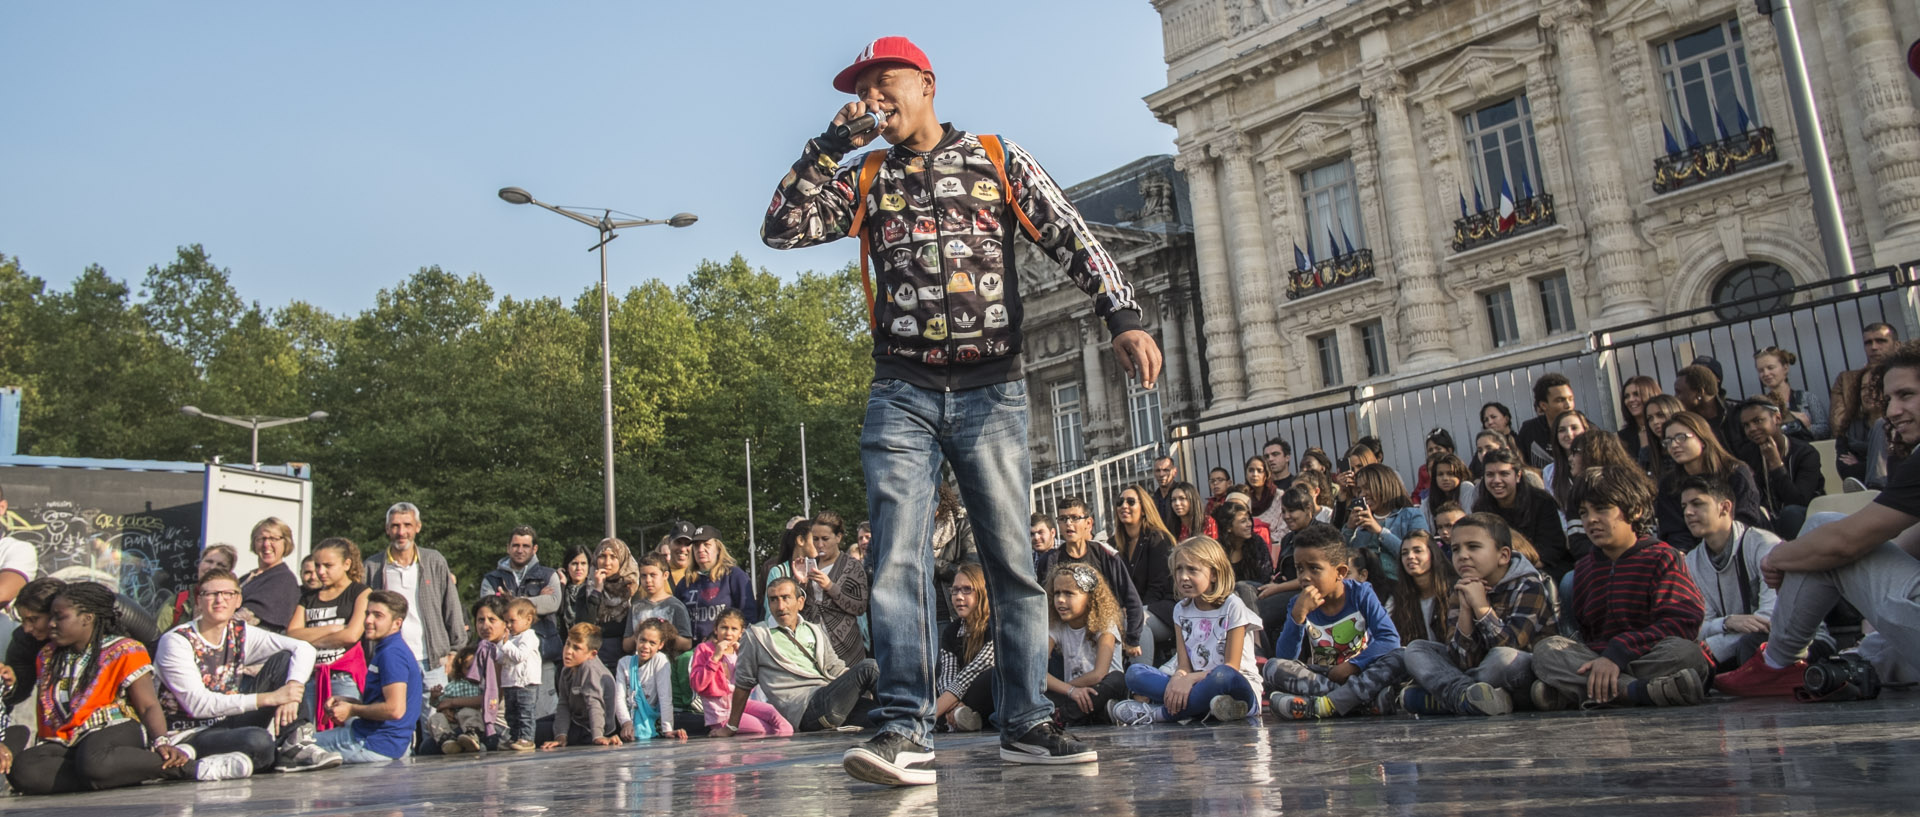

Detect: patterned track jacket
[762, 124, 1141, 391]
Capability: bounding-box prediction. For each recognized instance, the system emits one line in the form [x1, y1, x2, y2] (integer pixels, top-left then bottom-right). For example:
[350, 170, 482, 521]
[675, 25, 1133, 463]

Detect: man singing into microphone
[762, 36, 1162, 786]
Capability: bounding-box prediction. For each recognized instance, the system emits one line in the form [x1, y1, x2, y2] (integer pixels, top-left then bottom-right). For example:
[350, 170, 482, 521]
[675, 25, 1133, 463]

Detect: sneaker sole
[842, 747, 936, 787]
[999, 746, 1097, 765]
[1208, 696, 1251, 722]
[1463, 685, 1513, 716]
[279, 755, 344, 773]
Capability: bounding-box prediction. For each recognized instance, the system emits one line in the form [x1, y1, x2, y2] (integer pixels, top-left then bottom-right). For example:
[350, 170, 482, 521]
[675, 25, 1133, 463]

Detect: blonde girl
[1112, 537, 1263, 726]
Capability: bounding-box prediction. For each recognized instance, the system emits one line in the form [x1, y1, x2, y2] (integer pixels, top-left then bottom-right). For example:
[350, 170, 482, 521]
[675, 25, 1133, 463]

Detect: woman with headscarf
[588, 537, 641, 670]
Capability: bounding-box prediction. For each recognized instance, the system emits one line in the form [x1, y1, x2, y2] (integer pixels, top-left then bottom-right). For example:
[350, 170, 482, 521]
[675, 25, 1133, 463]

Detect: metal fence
[1029, 443, 1158, 539]
[1150, 263, 1919, 494]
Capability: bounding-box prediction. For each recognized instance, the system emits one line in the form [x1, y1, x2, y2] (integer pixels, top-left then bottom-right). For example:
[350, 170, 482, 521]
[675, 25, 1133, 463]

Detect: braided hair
[51, 582, 127, 703]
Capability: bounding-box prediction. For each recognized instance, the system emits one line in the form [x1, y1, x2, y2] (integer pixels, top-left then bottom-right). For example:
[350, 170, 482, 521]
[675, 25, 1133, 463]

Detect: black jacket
[1476, 485, 1573, 581]
[762, 125, 1141, 391]
[1656, 463, 1769, 552]
[1738, 436, 1826, 522]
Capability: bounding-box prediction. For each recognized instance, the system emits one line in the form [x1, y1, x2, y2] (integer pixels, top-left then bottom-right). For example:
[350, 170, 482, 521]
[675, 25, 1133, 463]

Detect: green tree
[139, 245, 246, 374]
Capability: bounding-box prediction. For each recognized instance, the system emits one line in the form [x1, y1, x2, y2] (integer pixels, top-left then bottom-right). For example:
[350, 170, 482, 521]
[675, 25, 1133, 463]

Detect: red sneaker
[1714, 658, 1808, 697]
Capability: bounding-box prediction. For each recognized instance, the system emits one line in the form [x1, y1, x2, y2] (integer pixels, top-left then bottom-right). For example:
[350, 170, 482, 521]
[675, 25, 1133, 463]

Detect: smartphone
[1349, 496, 1369, 511]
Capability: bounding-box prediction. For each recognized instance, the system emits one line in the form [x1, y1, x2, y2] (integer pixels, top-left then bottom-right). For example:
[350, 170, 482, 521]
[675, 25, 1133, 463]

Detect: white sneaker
[1105, 698, 1157, 726]
[195, 752, 255, 782]
[948, 704, 983, 732]
[277, 743, 344, 773]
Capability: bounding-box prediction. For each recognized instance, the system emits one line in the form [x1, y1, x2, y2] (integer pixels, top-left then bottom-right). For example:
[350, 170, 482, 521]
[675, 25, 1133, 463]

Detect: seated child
[627, 556, 695, 655]
[689, 607, 791, 736]
[1111, 538, 1265, 725]
[1531, 468, 1709, 708]
[1035, 564, 1127, 727]
[1265, 523, 1402, 718]
[545, 623, 626, 748]
[428, 647, 494, 753]
[501, 598, 543, 750]
[935, 564, 997, 732]
[617, 618, 688, 740]
[1350, 513, 1557, 717]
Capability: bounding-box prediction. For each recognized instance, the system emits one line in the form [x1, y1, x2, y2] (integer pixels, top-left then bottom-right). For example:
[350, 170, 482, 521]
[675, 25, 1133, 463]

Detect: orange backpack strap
[848, 151, 888, 330]
[978, 134, 1043, 244]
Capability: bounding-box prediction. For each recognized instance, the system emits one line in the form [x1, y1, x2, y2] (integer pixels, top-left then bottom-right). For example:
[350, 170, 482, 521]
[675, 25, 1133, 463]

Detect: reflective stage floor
[7, 694, 1919, 816]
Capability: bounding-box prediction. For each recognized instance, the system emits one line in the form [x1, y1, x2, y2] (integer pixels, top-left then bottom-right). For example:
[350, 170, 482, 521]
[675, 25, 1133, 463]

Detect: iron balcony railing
[1452, 193, 1556, 253]
[1286, 249, 1375, 300]
[1653, 127, 1779, 194]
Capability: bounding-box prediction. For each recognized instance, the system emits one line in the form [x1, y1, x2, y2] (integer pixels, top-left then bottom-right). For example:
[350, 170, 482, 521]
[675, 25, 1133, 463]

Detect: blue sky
[0, 2, 1178, 314]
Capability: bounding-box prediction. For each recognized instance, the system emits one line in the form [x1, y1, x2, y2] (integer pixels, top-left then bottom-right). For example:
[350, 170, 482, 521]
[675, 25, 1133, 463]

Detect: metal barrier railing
[1164, 262, 1920, 486]
[1030, 443, 1159, 540]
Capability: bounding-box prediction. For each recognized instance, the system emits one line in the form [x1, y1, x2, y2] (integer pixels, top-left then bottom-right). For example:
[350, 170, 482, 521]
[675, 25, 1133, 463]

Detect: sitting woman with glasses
[237, 518, 303, 633]
[1653, 411, 1769, 552]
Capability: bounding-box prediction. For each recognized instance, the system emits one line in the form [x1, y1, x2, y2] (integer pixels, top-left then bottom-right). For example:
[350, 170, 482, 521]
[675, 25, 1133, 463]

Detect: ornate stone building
[1019, 155, 1202, 476]
[1145, 0, 1920, 415]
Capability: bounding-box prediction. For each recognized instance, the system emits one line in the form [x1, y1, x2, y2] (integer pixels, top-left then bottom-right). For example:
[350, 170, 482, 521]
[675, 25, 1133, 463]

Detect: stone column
[1079, 315, 1113, 454]
[1156, 297, 1189, 414]
[1176, 149, 1248, 407]
[1840, 0, 1920, 262]
[1540, 0, 1656, 323]
[1359, 64, 1457, 367]
[1218, 137, 1288, 402]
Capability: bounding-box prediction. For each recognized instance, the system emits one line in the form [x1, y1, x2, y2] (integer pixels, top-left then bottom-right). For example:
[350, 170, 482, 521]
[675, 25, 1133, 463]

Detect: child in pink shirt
[689, 607, 792, 736]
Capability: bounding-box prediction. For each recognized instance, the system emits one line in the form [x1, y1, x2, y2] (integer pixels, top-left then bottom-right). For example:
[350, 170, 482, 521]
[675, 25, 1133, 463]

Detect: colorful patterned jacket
[762, 125, 1141, 391]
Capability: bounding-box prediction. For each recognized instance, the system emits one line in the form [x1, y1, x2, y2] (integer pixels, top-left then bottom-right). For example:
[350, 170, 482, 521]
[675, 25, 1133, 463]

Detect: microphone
[831, 109, 889, 140]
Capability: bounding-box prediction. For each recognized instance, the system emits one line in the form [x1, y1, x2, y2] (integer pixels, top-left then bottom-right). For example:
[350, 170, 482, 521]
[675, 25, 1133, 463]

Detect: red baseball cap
[833, 36, 932, 94]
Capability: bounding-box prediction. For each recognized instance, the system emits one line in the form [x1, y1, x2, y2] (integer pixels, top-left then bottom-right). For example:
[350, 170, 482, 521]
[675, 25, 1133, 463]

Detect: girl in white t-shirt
[1112, 537, 1264, 726]
[1044, 564, 1128, 726]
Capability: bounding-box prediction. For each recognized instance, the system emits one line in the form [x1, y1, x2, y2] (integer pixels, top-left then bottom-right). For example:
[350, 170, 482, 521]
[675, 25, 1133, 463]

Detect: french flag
[1497, 179, 1517, 231]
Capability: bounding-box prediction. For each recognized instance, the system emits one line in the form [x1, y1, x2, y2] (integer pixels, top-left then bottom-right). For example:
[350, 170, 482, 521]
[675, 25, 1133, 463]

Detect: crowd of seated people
[0, 329, 1912, 795]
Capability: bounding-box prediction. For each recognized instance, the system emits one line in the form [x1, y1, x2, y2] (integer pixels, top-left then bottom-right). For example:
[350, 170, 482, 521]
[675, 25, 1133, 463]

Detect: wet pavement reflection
[5, 696, 1918, 816]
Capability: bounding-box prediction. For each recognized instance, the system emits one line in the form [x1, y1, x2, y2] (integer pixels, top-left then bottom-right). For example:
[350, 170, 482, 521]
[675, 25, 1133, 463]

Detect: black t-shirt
[300, 581, 369, 665]
[1874, 451, 1920, 519]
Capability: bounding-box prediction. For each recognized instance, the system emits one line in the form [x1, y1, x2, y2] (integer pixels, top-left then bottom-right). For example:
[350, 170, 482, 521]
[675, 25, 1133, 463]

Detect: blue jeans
[504, 685, 537, 743]
[1124, 664, 1260, 720]
[861, 378, 1049, 744]
[316, 720, 404, 764]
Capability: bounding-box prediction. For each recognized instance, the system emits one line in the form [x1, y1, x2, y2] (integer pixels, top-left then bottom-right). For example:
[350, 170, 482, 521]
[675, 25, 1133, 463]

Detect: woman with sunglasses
[1113, 484, 1177, 667]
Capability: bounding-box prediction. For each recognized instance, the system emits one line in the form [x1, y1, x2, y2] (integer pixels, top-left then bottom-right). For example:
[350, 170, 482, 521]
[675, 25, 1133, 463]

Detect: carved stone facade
[1018, 155, 1203, 477]
[1145, 0, 1920, 417]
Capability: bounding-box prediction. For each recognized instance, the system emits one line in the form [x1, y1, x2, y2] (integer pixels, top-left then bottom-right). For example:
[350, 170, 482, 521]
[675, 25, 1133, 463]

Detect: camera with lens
[1797, 652, 1881, 702]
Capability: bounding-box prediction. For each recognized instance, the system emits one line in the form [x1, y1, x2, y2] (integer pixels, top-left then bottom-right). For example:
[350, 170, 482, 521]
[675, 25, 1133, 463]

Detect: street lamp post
[498, 186, 696, 539]
[179, 406, 328, 470]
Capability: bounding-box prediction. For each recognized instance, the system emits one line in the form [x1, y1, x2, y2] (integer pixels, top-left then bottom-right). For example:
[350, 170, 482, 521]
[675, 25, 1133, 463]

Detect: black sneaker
[842, 732, 936, 787]
[1000, 721, 1096, 765]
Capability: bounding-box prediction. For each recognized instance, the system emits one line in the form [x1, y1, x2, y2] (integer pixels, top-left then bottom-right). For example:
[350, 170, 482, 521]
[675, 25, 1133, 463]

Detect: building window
[1314, 332, 1343, 388]
[1299, 159, 1365, 260]
[1128, 381, 1163, 451]
[1052, 382, 1085, 465]
[1537, 274, 1576, 334]
[1711, 262, 1795, 321]
[1659, 20, 1760, 143]
[1462, 95, 1545, 205]
[1484, 287, 1521, 348]
[1357, 321, 1389, 378]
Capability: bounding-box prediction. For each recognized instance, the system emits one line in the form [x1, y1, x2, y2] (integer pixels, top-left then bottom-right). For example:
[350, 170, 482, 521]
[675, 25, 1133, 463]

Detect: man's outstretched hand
[1114, 329, 1163, 390]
